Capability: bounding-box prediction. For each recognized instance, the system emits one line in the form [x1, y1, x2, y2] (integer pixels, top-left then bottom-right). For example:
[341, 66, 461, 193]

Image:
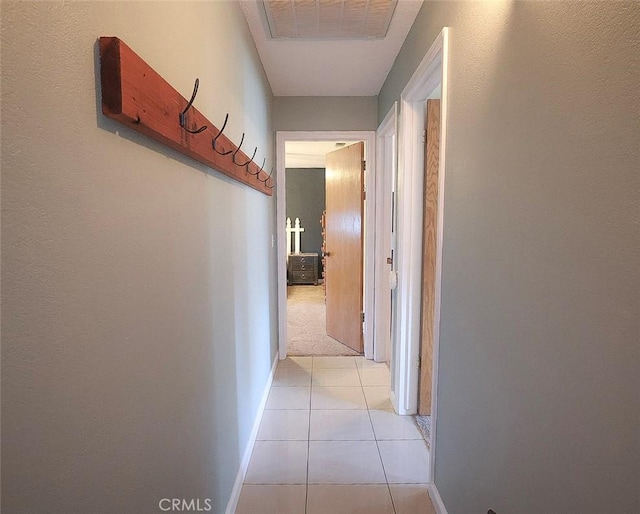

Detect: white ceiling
[286, 141, 358, 168]
[240, 0, 424, 96]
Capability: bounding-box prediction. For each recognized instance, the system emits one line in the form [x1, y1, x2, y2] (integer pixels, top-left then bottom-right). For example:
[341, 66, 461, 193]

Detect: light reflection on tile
[309, 409, 374, 440]
[312, 368, 361, 387]
[311, 386, 367, 410]
[308, 441, 386, 484]
[358, 367, 391, 386]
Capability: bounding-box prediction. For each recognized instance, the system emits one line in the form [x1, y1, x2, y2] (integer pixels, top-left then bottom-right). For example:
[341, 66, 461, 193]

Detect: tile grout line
[245, 357, 430, 512]
[304, 358, 313, 514]
[356, 361, 398, 514]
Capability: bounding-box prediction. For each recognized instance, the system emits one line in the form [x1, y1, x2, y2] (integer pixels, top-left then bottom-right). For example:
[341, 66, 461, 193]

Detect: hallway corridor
[236, 356, 436, 513]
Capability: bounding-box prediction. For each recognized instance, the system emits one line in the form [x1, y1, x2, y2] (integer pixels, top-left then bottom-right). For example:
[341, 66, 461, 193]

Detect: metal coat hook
[263, 167, 275, 189]
[211, 113, 233, 155]
[179, 78, 207, 134]
[247, 157, 265, 177]
[232, 133, 257, 167]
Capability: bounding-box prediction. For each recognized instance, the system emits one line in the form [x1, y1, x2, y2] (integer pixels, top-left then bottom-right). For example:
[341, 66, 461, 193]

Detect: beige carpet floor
[287, 285, 360, 356]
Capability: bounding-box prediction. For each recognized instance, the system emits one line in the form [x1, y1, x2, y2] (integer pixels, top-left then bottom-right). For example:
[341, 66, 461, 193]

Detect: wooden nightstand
[288, 253, 319, 285]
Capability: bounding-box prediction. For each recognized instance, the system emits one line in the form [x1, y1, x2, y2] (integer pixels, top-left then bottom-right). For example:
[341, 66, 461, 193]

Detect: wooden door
[325, 142, 364, 353]
[419, 100, 440, 415]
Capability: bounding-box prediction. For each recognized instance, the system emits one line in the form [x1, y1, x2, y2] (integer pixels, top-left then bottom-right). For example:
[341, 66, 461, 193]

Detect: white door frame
[393, 26, 449, 484]
[373, 104, 398, 364]
[276, 131, 376, 360]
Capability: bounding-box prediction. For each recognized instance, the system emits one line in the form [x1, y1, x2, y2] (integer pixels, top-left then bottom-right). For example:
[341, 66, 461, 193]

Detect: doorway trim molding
[276, 131, 376, 360]
[373, 104, 398, 364]
[394, 26, 449, 481]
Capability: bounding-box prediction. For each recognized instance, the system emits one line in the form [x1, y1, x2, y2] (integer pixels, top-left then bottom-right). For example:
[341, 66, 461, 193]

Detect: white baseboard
[225, 354, 278, 514]
[428, 482, 448, 514]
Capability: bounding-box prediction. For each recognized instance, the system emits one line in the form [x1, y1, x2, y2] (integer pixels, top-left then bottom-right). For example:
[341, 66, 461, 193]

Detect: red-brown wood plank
[99, 37, 272, 196]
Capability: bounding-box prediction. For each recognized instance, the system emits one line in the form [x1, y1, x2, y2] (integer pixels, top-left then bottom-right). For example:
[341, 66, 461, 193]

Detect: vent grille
[263, 0, 398, 40]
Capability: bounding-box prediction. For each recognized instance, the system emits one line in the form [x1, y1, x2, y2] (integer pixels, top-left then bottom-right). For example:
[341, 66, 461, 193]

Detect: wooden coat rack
[99, 37, 273, 196]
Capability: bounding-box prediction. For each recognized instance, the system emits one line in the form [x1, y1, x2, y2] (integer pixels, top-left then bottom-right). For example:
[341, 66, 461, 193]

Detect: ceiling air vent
[263, 0, 398, 40]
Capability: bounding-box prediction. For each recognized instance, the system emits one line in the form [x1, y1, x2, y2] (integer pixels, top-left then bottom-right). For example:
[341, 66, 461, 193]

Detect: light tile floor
[236, 356, 436, 514]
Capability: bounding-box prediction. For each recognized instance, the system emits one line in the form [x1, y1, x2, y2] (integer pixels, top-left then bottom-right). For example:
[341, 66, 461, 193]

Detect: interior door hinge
[422, 130, 426, 145]
[361, 312, 365, 323]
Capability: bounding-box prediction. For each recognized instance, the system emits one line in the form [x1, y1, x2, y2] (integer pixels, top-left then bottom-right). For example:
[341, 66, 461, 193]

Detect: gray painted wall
[380, 2, 639, 513]
[1, 2, 277, 513]
[274, 96, 378, 131]
[286, 168, 326, 273]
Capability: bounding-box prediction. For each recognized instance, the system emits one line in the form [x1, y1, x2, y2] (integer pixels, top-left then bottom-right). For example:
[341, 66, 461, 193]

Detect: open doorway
[284, 141, 361, 356]
[276, 131, 376, 361]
